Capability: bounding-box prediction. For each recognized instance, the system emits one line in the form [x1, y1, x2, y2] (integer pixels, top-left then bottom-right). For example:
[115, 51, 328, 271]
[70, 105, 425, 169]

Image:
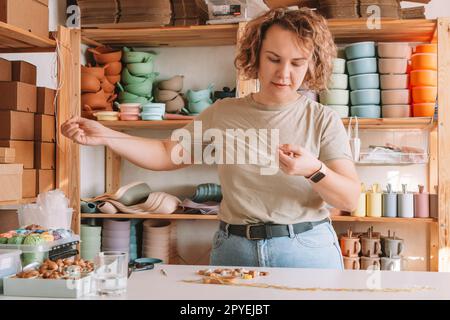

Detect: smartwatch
[306, 162, 327, 183]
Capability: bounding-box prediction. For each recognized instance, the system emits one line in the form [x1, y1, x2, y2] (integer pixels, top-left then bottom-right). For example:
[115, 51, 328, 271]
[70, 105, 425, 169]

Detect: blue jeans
[210, 221, 344, 269]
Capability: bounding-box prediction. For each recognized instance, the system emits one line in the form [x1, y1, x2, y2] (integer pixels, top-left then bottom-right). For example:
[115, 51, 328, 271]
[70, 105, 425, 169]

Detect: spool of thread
[352, 183, 366, 217]
[382, 184, 397, 217]
[398, 184, 414, 218]
[367, 183, 382, 217]
[414, 185, 430, 218]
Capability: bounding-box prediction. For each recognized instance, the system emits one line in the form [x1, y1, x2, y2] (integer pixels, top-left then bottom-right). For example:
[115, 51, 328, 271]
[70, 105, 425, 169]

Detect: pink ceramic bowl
[378, 58, 408, 74]
[380, 74, 409, 90]
[119, 113, 140, 121]
[102, 229, 130, 238]
[119, 104, 141, 114]
[103, 219, 131, 231]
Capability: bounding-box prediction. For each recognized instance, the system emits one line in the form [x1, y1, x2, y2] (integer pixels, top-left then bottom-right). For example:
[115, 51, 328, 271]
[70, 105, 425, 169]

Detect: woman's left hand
[278, 144, 322, 177]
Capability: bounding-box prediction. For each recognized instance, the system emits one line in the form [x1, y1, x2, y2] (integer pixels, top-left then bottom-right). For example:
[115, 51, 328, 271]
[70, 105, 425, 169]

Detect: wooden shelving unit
[81, 19, 436, 47]
[81, 212, 437, 224]
[0, 21, 56, 53]
[74, 17, 450, 272]
[99, 117, 435, 131]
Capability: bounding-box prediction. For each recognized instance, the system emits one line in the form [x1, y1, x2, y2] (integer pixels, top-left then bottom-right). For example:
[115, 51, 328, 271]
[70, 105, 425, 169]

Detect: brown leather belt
[219, 218, 329, 240]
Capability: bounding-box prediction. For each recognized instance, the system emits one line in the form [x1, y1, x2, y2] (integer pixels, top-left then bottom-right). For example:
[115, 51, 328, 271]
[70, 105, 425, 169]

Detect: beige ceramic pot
[158, 75, 184, 92]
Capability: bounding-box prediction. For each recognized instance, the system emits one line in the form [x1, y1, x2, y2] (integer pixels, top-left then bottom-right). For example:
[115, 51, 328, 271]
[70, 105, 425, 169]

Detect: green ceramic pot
[122, 68, 159, 85]
[186, 84, 214, 103]
[124, 78, 154, 97]
[127, 62, 154, 76]
[122, 47, 157, 64]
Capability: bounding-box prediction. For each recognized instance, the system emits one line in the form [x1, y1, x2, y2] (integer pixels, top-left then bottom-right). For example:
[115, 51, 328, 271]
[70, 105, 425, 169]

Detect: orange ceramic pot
[104, 61, 122, 76]
[106, 74, 121, 84]
[412, 86, 437, 103]
[89, 46, 122, 64]
[81, 72, 101, 93]
[414, 44, 437, 54]
[410, 70, 437, 87]
[101, 77, 115, 93]
[81, 65, 107, 80]
[413, 103, 435, 117]
[411, 53, 437, 71]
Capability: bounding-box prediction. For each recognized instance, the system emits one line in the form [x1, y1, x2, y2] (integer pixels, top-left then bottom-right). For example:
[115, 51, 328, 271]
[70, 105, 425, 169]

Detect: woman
[62, 8, 360, 269]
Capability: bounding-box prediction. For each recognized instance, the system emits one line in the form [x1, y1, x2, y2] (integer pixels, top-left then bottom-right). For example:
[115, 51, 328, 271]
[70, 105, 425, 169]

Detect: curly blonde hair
[235, 8, 336, 91]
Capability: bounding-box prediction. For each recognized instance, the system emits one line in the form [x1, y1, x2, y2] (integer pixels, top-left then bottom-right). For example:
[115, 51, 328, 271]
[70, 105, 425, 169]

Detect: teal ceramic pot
[119, 96, 152, 105]
[141, 114, 163, 121]
[122, 47, 156, 64]
[332, 58, 346, 74]
[328, 73, 348, 90]
[142, 102, 165, 114]
[349, 73, 380, 90]
[124, 78, 154, 96]
[351, 105, 381, 118]
[188, 99, 213, 114]
[345, 41, 376, 60]
[122, 68, 151, 85]
[347, 58, 377, 76]
[350, 89, 380, 105]
[127, 62, 154, 76]
[319, 89, 349, 105]
[326, 105, 349, 118]
[186, 84, 214, 103]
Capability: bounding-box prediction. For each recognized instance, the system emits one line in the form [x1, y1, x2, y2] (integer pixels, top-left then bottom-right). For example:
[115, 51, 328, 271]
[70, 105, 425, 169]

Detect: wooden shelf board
[332, 215, 437, 223]
[81, 24, 239, 47]
[81, 212, 437, 223]
[81, 19, 436, 47]
[0, 198, 36, 206]
[100, 118, 434, 131]
[81, 213, 219, 220]
[0, 22, 56, 52]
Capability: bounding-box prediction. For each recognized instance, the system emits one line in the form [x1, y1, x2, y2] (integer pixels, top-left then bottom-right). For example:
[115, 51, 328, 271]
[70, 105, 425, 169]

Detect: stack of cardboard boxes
[0, 58, 56, 200]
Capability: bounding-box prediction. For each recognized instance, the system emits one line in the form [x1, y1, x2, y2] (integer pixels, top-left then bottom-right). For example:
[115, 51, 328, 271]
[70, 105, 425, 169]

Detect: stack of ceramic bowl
[102, 219, 131, 256]
[378, 43, 412, 118]
[89, 45, 123, 87]
[155, 76, 186, 114]
[80, 224, 102, 261]
[81, 65, 117, 120]
[142, 220, 172, 263]
[346, 42, 380, 118]
[410, 44, 437, 117]
[185, 84, 214, 116]
[130, 219, 142, 261]
[322, 58, 349, 118]
[119, 47, 158, 105]
[117, 102, 141, 121]
[141, 102, 166, 121]
[192, 183, 222, 203]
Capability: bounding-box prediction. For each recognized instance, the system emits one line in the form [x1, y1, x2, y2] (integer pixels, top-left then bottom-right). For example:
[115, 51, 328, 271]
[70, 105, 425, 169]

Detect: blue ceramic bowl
[186, 85, 214, 103]
[142, 102, 165, 114]
[351, 105, 381, 118]
[351, 89, 380, 105]
[349, 74, 380, 90]
[141, 114, 163, 121]
[347, 58, 377, 76]
[345, 41, 376, 60]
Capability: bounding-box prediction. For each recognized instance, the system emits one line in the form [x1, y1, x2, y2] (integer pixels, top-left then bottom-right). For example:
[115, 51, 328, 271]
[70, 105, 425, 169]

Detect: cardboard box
[0, 164, 23, 201]
[37, 169, 54, 194]
[0, 141, 34, 169]
[0, 210, 19, 233]
[11, 61, 37, 86]
[22, 169, 37, 198]
[34, 115, 55, 142]
[0, 58, 11, 82]
[0, 147, 15, 163]
[0, 0, 49, 39]
[35, 142, 54, 169]
[0, 82, 37, 112]
[0, 111, 34, 141]
[37, 87, 55, 115]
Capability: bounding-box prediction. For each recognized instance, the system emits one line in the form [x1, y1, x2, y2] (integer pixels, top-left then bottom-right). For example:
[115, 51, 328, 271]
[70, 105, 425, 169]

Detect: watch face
[311, 172, 325, 183]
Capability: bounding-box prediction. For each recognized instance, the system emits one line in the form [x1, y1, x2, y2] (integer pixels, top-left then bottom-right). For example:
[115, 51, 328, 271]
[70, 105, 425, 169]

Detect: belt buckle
[246, 223, 265, 240]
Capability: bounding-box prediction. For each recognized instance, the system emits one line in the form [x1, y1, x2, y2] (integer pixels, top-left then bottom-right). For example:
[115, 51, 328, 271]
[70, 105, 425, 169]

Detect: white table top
[2, 264, 450, 300]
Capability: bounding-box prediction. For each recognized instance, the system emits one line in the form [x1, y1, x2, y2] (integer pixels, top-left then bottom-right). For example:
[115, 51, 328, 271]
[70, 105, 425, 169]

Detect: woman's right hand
[61, 116, 109, 146]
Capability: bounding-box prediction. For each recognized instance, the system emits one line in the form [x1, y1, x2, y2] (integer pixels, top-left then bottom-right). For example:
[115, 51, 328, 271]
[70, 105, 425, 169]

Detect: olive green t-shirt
[179, 94, 353, 225]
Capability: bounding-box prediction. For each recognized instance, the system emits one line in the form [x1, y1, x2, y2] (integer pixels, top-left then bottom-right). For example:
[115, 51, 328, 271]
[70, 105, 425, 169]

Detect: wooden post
[437, 18, 450, 272]
[105, 147, 121, 193]
[236, 22, 258, 97]
[56, 26, 81, 235]
[429, 128, 438, 271]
